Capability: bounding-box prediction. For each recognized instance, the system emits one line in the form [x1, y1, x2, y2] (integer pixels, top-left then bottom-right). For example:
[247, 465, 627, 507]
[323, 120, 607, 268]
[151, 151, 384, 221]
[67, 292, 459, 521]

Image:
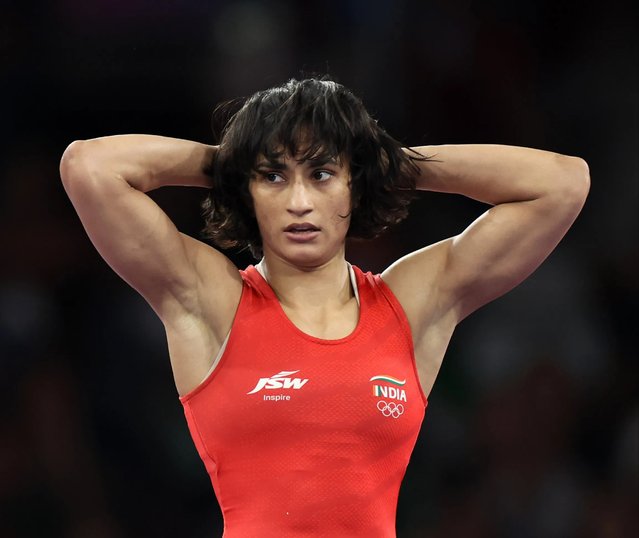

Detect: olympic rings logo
[376, 400, 404, 419]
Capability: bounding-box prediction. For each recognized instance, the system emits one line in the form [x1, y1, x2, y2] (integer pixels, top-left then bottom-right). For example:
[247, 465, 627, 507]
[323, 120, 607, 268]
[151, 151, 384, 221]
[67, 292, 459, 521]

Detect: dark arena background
[1, 1, 637, 536]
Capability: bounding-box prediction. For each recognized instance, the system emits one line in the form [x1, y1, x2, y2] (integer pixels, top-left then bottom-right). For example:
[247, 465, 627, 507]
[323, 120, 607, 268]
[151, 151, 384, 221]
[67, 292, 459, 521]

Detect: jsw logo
[247, 370, 309, 394]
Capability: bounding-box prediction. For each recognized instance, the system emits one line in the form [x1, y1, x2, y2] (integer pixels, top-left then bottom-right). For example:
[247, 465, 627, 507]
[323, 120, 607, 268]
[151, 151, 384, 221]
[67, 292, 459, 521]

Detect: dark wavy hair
[201, 77, 426, 258]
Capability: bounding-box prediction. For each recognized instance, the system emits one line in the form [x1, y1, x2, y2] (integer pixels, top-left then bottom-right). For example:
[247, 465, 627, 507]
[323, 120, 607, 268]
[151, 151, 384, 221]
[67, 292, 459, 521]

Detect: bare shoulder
[166, 233, 243, 336]
[381, 239, 458, 397]
[381, 238, 456, 332]
[162, 234, 244, 396]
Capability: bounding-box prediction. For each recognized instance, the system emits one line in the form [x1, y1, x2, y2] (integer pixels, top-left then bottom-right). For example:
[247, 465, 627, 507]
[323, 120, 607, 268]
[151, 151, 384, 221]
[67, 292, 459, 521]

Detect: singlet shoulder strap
[240, 265, 273, 297]
[351, 265, 414, 346]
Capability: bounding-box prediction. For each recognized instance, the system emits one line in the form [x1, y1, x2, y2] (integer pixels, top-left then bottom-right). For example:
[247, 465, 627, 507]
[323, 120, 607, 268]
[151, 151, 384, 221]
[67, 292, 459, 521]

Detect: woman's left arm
[383, 144, 590, 326]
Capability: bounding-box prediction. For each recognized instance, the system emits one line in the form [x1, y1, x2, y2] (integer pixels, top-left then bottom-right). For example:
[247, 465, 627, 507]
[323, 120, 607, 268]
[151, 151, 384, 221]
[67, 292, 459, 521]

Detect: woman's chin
[266, 243, 344, 269]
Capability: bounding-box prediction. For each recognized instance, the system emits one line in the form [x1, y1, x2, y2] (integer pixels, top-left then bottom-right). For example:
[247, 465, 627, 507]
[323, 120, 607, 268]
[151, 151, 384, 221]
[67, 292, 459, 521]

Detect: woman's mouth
[284, 223, 320, 242]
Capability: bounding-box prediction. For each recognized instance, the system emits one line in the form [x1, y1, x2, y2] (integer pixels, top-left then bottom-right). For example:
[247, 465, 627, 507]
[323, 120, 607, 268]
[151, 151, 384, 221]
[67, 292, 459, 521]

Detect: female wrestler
[60, 78, 589, 537]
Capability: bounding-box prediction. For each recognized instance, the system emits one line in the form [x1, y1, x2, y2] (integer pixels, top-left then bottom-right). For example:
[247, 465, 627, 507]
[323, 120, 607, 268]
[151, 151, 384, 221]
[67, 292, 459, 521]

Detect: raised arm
[60, 135, 243, 394]
[382, 145, 589, 394]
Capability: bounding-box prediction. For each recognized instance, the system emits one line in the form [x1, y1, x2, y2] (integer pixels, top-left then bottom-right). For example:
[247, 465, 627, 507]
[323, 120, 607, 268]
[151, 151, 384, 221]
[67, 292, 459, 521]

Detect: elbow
[60, 139, 89, 187]
[568, 155, 591, 197]
[555, 154, 590, 206]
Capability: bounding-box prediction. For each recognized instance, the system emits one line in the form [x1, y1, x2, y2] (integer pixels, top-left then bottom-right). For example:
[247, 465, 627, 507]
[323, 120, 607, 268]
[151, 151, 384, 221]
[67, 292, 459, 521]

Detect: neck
[257, 251, 353, 309]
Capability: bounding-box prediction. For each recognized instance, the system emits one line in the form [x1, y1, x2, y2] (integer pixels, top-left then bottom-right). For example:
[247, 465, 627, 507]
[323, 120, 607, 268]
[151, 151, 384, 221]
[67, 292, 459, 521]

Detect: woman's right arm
[60, 135, 243, 392]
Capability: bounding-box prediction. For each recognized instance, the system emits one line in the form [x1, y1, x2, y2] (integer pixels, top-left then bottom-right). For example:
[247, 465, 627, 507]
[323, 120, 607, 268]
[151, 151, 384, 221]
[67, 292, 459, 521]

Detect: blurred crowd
[1, 0, 636, 536]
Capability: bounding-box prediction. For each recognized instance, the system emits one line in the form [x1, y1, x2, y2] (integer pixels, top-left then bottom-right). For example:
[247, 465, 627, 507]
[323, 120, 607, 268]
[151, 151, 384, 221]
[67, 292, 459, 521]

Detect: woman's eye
[263, 172, 284, 183]
[313, 170, 332, 181]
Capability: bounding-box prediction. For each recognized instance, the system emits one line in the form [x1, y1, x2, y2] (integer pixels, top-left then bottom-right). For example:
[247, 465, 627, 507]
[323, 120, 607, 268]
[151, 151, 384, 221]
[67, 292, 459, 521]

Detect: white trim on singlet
[348, 263, 360, 306]
[200, 262, 360, 382]
[255, 261, 360, 306]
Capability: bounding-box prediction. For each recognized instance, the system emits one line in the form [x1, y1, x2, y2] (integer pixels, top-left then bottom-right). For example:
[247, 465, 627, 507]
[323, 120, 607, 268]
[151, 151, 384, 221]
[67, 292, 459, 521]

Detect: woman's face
[249, 152, 352, 268]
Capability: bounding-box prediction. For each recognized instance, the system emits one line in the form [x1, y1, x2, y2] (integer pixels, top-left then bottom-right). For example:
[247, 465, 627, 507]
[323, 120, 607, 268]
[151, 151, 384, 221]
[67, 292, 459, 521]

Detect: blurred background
[1, 0, 637, 536]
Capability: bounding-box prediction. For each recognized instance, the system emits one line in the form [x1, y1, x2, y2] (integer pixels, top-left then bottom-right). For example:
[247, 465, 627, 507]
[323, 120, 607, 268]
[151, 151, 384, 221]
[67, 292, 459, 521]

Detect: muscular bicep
[60, 145, 239, 324]
[383, 185, 588, 338]
[444, 190, 586, 321]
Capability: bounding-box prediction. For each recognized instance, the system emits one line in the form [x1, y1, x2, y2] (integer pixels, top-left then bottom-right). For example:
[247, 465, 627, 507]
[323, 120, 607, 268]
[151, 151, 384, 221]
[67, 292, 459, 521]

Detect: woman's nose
[287, 180, 313, 215]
